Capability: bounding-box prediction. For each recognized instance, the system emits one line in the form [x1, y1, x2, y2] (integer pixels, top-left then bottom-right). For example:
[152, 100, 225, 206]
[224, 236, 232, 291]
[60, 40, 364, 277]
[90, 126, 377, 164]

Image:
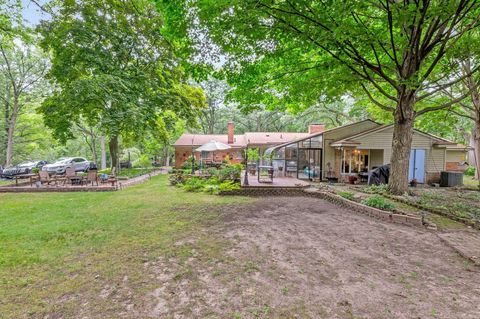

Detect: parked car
[1, 160, 48, 178]
[42, 157, 91, 175]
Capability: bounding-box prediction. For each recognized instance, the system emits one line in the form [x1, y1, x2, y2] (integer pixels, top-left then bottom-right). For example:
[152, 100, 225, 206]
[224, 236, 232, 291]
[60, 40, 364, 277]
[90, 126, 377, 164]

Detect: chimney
[227, 122, 234, 144]
[308, 123, 326, 134]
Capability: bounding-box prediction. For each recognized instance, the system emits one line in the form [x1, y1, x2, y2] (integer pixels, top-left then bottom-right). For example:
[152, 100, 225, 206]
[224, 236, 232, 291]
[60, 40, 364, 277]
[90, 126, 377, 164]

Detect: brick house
[172, 122, 322, 168]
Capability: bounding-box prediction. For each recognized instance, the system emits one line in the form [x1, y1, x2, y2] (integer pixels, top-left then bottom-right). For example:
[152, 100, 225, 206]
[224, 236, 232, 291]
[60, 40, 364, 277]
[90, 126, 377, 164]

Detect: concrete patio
[240, 171, 310, 188]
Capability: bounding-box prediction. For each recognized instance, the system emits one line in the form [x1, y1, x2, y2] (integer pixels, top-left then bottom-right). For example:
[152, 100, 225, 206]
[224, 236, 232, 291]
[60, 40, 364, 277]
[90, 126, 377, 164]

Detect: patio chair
[64, 167, 77, 185]
[38, 171, 57, 186]
[85, 169, 99, 186]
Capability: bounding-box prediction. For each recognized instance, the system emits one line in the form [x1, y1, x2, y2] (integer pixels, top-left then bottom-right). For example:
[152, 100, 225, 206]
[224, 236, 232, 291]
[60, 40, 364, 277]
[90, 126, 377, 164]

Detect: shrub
[182, 177, 207, 192]
[169, 171, 188, 186]
[218, 180, 240, 192]
[222, 164, 243, 181]
[181, 155, 200, 170]
[464, 166, 475, 176]
[133, 154, 151, 168]
[338, 191, 354, 201]
[31, 168, 40, 174]
[365, 184, 389, 194]
[361, 195, 395, 211]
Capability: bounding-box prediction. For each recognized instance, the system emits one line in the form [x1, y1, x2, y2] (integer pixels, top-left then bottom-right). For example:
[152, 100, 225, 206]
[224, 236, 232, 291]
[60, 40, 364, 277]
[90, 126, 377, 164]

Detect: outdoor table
[14, 173, 38, 186]
[69, 176, 84, 185]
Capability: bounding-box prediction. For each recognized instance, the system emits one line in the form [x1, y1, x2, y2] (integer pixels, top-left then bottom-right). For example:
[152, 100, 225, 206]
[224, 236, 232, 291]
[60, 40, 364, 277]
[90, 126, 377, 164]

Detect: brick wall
[174, 147, 243, 168]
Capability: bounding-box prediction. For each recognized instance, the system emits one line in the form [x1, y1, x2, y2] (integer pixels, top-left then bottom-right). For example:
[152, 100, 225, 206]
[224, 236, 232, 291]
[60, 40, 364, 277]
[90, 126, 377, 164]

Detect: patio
[240, 171, 310, 188]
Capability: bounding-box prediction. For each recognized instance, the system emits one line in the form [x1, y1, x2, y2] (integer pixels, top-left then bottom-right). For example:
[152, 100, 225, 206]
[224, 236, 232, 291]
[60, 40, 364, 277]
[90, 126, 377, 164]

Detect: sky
[21, 0, 49, 26]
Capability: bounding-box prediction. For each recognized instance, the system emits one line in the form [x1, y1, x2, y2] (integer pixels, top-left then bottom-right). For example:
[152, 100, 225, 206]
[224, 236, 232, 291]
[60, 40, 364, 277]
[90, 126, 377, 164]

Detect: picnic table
[14, 173, 38, 186]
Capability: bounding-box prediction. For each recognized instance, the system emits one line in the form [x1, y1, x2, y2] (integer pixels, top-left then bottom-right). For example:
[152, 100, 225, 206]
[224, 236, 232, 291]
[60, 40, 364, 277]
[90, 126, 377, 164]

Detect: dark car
[1, 160, 48, 178]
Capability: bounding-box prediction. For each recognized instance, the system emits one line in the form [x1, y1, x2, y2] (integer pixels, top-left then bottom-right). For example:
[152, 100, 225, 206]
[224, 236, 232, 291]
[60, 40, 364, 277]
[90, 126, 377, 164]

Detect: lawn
[0, 175, 249, 318]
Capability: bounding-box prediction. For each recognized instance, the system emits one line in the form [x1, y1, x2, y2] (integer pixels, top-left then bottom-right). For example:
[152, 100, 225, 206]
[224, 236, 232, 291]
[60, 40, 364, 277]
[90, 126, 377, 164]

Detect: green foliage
[464, 166, 476, 176]
[365, 184, 389, 194]
[247, 148, 260, 162]
[31, 168, 40, 174]
[181, 155, 200, 170]
[133, 155, 151, 168]
[38, 0, 203, 147]
[361, 195, 395, 211]
[182, 177, 207, 192]
[338, 191, 355, 201]
[218, 180, 240, 192]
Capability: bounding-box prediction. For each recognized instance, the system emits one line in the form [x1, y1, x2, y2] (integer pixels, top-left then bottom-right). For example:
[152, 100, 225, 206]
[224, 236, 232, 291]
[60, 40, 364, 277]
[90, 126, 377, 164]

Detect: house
[268, 119, 468, 184]
[173, 122, 321, 168]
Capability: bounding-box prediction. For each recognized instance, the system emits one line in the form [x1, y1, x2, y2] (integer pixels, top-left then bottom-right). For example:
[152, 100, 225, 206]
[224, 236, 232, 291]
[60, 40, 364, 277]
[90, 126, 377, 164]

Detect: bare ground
[128, 197, 480, 319]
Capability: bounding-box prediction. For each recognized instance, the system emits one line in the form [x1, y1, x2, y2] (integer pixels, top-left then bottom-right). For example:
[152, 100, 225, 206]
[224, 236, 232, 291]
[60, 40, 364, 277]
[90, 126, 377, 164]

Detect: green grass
[0, 175, 250, 317]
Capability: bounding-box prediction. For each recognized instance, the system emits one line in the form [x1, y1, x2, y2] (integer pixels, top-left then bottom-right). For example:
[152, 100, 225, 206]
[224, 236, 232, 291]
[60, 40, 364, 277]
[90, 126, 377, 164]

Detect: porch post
[243, 143, 249, 186]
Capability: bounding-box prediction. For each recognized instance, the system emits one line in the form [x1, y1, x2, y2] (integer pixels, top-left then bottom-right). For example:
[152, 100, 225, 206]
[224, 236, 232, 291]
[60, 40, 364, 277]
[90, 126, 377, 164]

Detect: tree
[0, 37, 48, 166]
[163, 0, 480, 194]
[38, 0, 202, 169]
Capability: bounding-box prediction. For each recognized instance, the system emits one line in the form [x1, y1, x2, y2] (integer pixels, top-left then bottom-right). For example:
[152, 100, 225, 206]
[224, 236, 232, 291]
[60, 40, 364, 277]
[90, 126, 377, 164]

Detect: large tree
[162, 0, 480, 194]
[39, 0, 202, 169]
[0, 37, 48, 166]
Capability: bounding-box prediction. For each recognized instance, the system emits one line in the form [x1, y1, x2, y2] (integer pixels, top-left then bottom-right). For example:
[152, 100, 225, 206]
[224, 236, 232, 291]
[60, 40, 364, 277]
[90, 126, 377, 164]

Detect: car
[42, 157, 91, 175]
[1, 160, 48, 178]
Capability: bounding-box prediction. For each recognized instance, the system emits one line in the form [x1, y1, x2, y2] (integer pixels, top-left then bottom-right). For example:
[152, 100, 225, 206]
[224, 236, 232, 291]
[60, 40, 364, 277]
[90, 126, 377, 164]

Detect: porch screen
[341, 149, 369, 174]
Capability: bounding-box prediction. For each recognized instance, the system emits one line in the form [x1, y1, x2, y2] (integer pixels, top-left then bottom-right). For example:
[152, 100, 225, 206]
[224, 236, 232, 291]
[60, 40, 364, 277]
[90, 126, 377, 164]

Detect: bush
[338, 191, 354, 201]
[217, 164, 242, 181]
[169, 171, 188, 186]
[464, 166, 475, 176]
[218, 180, 240, 192]
[361, 195, 395, 211]
[181, 155, 200, 170]
[365, 184, 389, 194]
[31, 168, 40, 174]
[182, 177, 207, 192]
[133, 154, 151, 168]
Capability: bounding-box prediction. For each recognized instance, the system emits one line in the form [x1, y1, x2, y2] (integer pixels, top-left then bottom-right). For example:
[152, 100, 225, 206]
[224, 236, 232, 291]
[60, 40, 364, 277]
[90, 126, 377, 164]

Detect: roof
[330, 124, 458, 147]
[173, 134, 245, 147]
[268, 119, 380, 150]
[173, 131, 310, 147]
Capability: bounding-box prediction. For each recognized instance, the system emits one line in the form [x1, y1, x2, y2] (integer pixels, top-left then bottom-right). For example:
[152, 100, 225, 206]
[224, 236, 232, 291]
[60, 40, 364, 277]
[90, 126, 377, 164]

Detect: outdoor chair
[64, 167, 77, 185]
[85, 169, 99, 186]
[38, 171, 57, 186]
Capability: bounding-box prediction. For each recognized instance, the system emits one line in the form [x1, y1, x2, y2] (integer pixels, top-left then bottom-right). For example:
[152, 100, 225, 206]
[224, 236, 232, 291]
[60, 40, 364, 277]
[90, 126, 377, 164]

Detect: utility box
[440, 171, 463, 187]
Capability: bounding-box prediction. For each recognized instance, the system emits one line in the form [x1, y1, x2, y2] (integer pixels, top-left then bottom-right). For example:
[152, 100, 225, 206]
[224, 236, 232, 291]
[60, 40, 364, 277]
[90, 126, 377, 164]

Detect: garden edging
[219, 187, 423, 227]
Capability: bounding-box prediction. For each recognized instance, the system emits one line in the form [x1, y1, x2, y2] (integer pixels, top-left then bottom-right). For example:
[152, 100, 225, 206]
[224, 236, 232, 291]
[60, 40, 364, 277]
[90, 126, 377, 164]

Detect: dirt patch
[136, 197, 480, 318]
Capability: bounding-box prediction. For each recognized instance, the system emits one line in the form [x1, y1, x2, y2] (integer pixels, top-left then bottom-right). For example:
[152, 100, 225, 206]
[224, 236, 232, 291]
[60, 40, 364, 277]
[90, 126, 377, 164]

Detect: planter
[348, 175, 357, 184]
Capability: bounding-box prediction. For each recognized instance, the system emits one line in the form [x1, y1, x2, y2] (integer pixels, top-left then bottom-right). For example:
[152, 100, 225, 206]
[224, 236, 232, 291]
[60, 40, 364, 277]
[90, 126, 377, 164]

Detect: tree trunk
[472, 122, 480, 180]
[109, 135, 119, 171]
[165, 147, 170, 167]
[389, 90, 416, 195]
[100, 136, 107, 170]
[5, 112, 16, 167]
[91, 135, 97, 164]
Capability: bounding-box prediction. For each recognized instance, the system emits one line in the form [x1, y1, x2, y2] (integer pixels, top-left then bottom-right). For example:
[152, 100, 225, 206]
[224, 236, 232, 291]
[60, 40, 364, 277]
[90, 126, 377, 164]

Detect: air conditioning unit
[440, 171, 463, 187]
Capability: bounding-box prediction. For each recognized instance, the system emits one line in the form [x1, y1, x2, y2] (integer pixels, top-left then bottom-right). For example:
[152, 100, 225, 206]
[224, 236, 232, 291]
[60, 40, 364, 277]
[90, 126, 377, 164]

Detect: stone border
[0, 169, 166, 193]
[381, 193, 480, 230]
[219, 187, 423, 227]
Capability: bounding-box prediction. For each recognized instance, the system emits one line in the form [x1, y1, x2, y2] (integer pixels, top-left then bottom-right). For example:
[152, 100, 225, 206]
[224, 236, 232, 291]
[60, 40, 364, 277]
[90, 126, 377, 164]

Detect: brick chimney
[308, 124, 326, 134]
[227, 122, 234, 144]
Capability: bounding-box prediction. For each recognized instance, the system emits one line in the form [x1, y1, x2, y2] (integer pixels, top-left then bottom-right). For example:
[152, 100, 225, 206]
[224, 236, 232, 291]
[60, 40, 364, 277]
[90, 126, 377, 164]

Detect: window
[341, 149, 369, 174]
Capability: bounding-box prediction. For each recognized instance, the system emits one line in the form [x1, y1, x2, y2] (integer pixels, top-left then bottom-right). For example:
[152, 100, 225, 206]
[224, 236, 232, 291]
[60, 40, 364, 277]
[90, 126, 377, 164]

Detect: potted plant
[348, 175, 357, 184]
